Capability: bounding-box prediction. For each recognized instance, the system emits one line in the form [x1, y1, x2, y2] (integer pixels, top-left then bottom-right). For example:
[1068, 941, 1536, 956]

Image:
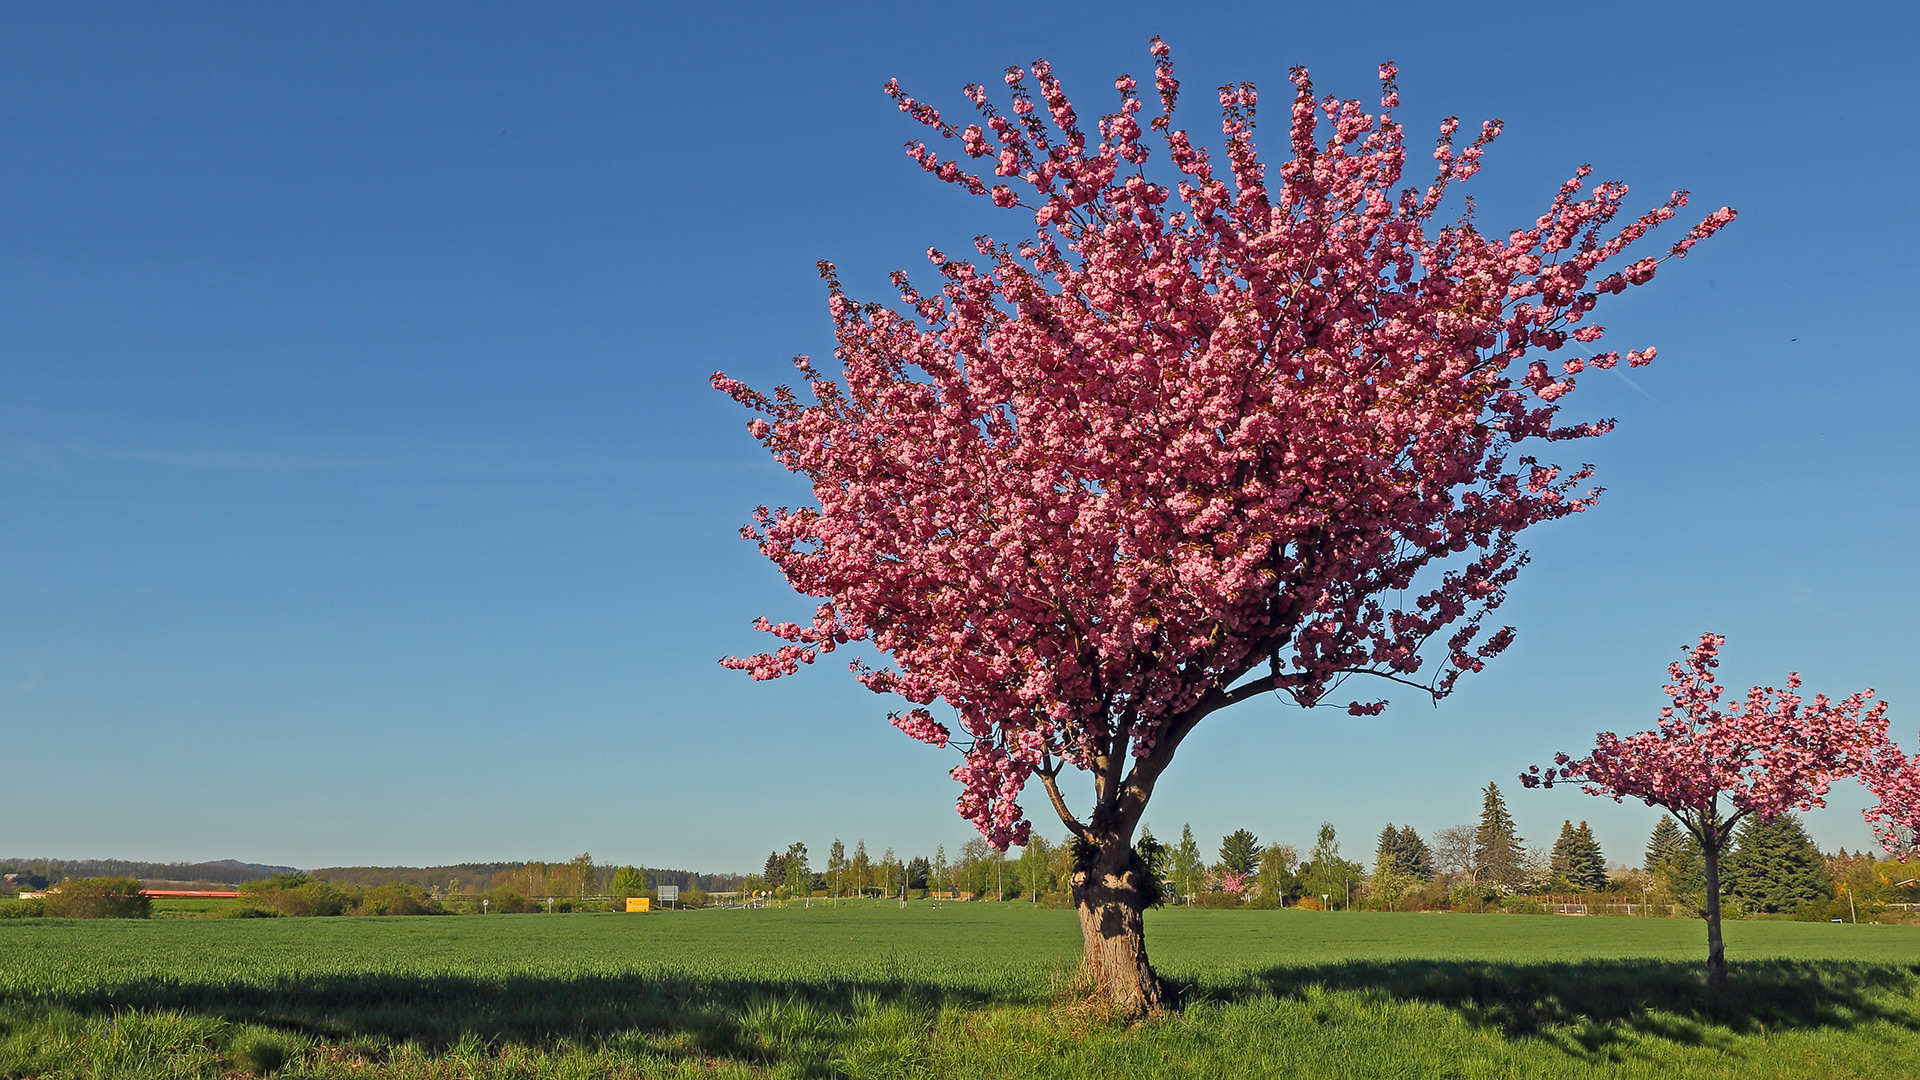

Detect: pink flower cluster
[1526, 633, 1902, 851]
[719, 41, 1734, 849]
[1862, 738, 1920, 859]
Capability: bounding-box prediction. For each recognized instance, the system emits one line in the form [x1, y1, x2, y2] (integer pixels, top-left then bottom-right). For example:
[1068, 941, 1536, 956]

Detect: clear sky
[3, 1, 1915, 875]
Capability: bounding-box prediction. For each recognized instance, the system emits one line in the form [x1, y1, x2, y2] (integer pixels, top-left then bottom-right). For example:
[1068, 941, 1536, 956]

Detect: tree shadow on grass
[1205, 959, 1920, 1061]
[10, 960, 1919, 1074]
[3, 972, 1004, 1077]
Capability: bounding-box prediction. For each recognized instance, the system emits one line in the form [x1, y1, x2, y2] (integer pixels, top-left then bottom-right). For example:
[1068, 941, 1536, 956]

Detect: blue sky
[3, 1, 1915, 874]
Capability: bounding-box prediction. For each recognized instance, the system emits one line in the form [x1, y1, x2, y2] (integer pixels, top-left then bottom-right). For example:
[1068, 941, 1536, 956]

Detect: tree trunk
[1702, 833, 1727, 990]
[1070, 833, 1165, 1017]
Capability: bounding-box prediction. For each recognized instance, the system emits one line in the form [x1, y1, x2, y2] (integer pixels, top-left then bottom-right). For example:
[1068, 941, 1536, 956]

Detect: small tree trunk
[1702, 833, 1727, 990]
[1070, 833, 1165, 1017]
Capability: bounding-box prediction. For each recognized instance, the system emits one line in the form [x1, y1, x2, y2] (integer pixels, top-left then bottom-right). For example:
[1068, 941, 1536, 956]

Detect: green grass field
[6, 902, 1919, 1078]
[148, 897, 243, 918]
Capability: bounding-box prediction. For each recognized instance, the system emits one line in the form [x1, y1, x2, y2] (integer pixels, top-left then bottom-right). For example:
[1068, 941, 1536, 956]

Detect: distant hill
[0, 857, 298, 886]
[310, 863, 744, 893]
[2, 856, 744, 893]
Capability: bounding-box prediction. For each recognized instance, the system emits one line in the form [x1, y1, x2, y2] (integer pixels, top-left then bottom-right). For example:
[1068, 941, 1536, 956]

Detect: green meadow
[6, 902, 1919, 1078]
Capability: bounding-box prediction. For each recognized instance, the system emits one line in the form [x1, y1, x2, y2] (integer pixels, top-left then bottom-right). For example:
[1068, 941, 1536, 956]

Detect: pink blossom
[720, 41, 1734, 853]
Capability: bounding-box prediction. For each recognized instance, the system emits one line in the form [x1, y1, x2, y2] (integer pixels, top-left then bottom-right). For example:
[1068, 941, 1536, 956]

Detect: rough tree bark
[1025, 634, 1316, 1016]
[1069, 828, 1165, 1015]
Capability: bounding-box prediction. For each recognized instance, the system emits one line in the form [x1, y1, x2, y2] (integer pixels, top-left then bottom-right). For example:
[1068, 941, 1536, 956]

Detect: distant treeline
[0, 857, 297, 887]
[309, 862, 744, 894]
[2, 857, 742, 895]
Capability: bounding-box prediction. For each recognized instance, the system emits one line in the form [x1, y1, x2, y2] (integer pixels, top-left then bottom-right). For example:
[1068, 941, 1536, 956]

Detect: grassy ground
[147, 897, 242, 918]
[5, 901, 1919, 1078]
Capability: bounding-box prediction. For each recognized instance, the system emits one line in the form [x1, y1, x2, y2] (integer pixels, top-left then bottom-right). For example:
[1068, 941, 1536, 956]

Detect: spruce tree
[1219, 829, 1261, 877]
[1376, 824, 1432, 882]
[1375, 824, 1402, 878]
[1551, 820, 1581, 886]
[1475, 782, 1526, 891]
[1723, 813, 1830, 914]
[1644, 816, 1687, 872]
[1395, 825, 1434, 880]
[1549, 820, 1607, 890]
[1570, 822, 1608, 889]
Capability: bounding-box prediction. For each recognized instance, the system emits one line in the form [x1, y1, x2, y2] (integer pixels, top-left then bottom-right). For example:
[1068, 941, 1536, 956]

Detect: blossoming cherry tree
[1524, 634, 1887, 988]
[717, 40, 1734, 1013]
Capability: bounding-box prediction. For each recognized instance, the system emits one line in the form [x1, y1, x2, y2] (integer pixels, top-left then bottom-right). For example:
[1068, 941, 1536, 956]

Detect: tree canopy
[1217, 829, 1260, 877]
[718, 41, 1734, 852]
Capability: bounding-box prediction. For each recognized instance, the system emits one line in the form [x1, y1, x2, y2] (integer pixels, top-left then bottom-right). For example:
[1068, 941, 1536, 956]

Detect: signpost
[626, 897, 650, 912]
[657, 885, 679, 910]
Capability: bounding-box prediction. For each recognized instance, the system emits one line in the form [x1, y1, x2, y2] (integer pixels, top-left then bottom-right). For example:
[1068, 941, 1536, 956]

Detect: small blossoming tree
[717, 40, 1733, 1013]
[1524, 634, 1888, 988]
[1218, 869, 1250, 898]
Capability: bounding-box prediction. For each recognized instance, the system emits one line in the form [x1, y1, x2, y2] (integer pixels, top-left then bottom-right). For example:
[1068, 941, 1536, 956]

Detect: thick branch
[1038, 766, 1090, 841]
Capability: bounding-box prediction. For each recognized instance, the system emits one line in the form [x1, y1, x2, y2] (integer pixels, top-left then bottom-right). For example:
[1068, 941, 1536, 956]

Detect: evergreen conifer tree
[1549, 820, 1608, 889]
[1723, 813, 1830, 914]
[1475, 783, 1526, 891]
[1645, 817, 1687, 873]
[762, 851, 785, 890]
[1375, 824, 1401, 876]
[1571, 822, 1608, 889]
[1551, 820, 1582, 886]
[1394, 825, 1434, 880]
[1218, 829, 1260, 877]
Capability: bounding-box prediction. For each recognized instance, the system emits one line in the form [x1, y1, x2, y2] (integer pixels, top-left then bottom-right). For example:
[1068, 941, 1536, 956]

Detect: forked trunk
[1070, 833, 1165, 1017]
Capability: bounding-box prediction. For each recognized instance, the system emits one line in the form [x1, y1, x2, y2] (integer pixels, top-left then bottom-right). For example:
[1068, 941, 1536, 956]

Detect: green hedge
[43, 877, 150, 919]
